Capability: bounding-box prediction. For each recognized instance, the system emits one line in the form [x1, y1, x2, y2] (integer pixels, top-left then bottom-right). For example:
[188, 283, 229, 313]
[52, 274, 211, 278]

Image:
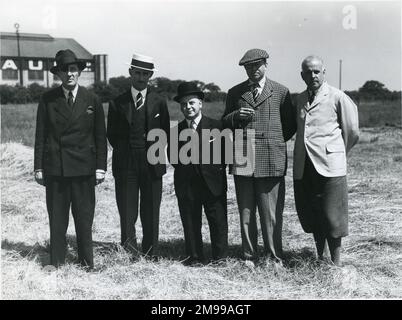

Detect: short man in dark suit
[222, 49, 296, 263]
[107, 53, 170, 258]
[34, 49, 107, 269]
[171, 82, 228, 265]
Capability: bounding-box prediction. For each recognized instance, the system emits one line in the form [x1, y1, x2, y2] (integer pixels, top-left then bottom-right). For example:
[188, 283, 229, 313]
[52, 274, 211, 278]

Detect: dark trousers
[114, 148, 162, 256]
[176, 173, 228, 261]
[45, 175, 95, 268]
[294, 154, 348, 238]
[234, 175, 285, 261]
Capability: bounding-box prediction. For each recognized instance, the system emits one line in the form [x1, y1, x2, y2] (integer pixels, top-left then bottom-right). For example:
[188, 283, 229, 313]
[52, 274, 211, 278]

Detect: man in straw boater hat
[170, 82, 228, 266]
[222, 48, 296, 264]
[34, 49, 107, 269]
[107, 53, 170, 260]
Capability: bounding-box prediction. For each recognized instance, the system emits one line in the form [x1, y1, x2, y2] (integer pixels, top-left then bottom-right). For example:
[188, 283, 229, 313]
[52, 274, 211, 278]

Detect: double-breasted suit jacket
[222, 77, 296, 177]
[34, 86, 107, 176]
[34, 85, 107, 268]
[107, 89, 170, 178]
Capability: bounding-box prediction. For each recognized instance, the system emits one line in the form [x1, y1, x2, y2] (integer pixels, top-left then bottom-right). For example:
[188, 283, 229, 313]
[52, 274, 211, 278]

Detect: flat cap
[239, 48, 269, 66]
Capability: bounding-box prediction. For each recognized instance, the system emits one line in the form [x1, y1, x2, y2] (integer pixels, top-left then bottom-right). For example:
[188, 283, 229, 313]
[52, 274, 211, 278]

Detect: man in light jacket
[293, 55, 359, 266]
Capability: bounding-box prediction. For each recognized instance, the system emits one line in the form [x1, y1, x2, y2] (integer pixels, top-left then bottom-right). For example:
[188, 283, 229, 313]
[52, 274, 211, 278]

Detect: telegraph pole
[339, 59, 342, 90]
[14, 23, 23, 86]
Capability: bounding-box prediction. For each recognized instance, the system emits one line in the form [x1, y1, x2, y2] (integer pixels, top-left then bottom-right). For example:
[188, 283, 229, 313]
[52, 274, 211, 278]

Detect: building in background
[0, 32, 108, 87]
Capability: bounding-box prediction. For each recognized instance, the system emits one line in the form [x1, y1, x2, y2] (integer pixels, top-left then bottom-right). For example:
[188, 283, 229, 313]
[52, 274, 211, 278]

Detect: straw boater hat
[50, 49, 86, 74]
[127, 53, 158, 72]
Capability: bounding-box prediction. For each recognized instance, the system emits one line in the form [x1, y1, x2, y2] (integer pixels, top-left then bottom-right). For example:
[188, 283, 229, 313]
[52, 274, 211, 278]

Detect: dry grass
[1, 127, 402, 300]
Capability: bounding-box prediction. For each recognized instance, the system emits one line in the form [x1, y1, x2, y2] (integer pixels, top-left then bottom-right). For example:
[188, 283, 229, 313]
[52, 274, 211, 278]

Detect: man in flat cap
[170, 82, 228, 265]
[293, 56, 359, 266]
[34, 49, 107, 269]
[107, 53, 170, 259]
[222, 48, 295, 263]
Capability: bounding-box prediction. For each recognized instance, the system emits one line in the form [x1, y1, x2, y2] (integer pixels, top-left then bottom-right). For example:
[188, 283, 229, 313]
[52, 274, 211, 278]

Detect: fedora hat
[174, 81, 204, 103]
[127, 53, 157, 72]
[50, 49, 86, 74]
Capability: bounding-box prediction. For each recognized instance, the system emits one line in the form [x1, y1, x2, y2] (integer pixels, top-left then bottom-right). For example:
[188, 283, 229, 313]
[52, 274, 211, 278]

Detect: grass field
[2, 99, 400, 148]
[1, 106, 402, 299]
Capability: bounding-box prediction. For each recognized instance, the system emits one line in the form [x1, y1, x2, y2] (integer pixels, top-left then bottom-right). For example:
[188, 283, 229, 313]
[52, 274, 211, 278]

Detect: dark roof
[0, 32, 93, 60]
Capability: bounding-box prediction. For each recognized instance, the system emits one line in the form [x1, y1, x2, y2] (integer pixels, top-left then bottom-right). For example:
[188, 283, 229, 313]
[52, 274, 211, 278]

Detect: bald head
[301, 55, 326, 92]
[301, 55, 324, 71]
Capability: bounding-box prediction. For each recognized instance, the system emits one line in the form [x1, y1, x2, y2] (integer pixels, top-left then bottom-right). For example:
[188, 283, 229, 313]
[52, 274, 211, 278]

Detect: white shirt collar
[62, 85, 79, 101]
[131, 86, 148, 105]
[186, 113, 202, 128]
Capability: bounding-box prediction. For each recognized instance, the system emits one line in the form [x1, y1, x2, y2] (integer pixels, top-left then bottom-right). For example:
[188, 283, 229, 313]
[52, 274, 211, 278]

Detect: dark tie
[136, 92, 143, 110]
[251, 84, 259, 101]
[67, 91, 74, 108]
[309, 92, 315, 104]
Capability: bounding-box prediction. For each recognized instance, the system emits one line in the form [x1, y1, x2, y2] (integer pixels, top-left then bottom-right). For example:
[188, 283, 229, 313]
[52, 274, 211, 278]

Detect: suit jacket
[222, 77, 296, 177]
[293, 82, 359, 179]
[107, 88, 170, 178]
[34, 86, 107, 177]
[172, 116, 227, 198]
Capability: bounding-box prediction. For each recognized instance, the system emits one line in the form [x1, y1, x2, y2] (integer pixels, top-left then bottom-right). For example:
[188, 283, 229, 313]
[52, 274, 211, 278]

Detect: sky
[1, 0, 401, 93]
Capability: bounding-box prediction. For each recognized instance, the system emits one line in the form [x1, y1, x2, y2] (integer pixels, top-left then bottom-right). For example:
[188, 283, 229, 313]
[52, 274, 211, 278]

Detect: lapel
[305, 82, 329, 112]
[69, 86, 88, 123]
[240, 81, 255, 107]
[145, 89, 158, 126]
[53, 86, 72, 122]
[120, 90, 134, 124]
[255, 78, 273, 106]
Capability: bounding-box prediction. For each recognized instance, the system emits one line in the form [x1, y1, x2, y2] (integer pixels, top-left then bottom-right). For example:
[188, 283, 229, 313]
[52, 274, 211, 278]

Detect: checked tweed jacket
[222, 77, 296, 177]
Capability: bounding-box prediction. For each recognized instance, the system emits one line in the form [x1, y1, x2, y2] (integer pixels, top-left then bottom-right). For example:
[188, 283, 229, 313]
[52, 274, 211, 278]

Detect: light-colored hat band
[129, 58, 155, 71]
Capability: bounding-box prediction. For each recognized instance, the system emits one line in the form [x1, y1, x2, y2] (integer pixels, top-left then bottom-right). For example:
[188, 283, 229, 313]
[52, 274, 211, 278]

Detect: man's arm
[94, 96, 107, 184]
[106, 100, 118, 149]
[222, 89, 239, 129]
[160, 98, 170, 166]
[338, 92, 359, 154]
[34, 97, 47, 186]
[280, 90, 297, 142]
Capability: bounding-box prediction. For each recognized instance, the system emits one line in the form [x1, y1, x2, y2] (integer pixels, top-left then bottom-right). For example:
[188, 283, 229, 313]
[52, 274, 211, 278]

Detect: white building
[0, 32, 108, 88]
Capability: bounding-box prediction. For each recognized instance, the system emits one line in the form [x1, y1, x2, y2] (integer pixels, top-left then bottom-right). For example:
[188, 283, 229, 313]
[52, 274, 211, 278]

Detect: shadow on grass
[2, 236, 320, 269]
[1, 239, 50, 266]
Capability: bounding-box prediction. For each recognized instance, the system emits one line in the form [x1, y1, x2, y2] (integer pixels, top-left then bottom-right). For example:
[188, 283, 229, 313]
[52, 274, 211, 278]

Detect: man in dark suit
[222, 49, 296, 263]
[171, 82, 228, 265]
[34, 49, 107, 269]
[107, 53, 170, 259]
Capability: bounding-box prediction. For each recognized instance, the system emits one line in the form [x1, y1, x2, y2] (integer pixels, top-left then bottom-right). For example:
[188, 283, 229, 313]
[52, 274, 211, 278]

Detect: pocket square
[86, 106, 94, 114]
[154, 113, 160, 118]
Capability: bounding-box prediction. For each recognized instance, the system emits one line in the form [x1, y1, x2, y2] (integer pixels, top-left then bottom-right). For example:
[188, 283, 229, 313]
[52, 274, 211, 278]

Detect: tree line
[0, 79, 399, 105]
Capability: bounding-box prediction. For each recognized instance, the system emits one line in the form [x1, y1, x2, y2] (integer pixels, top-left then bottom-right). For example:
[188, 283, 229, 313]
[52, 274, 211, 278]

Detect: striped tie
[136, 92, 144, 110]
[190, 120, 197, 131]
[251, 84, 259, 101]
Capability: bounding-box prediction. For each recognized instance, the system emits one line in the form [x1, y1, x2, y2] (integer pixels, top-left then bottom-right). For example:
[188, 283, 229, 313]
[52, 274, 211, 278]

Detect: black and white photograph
[1, 0, 401, 303]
